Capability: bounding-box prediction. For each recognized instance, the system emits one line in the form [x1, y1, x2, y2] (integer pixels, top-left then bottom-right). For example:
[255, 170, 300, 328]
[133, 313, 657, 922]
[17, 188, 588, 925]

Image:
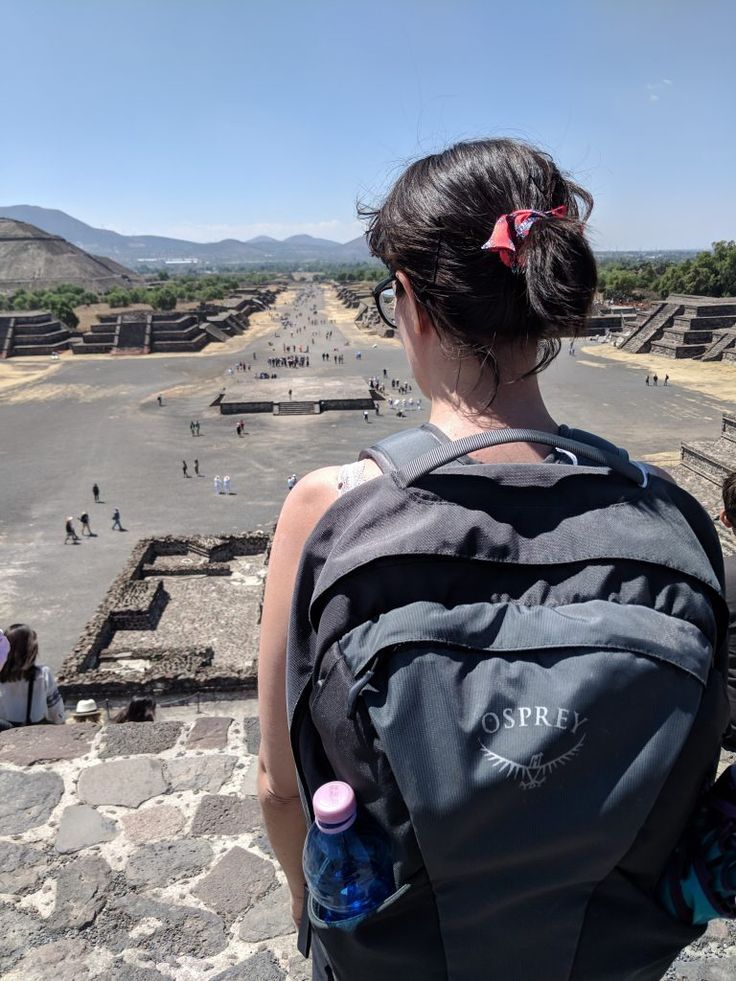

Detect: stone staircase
[701, 327, 736, 362]
[650, 302, 736, 359]
[677, 413, 736, 556]
[275, 400, 317, 415]
[618, 300, 683, 353]
[0, 310, 71, 357]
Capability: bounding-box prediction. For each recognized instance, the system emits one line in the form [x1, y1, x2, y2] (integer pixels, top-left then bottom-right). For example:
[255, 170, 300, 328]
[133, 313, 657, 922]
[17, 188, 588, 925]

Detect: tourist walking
[214, 475, 223, 495]
[111, 507, 123, 531]
[79, 512, 92, 536]
[182, 460, 189, 478]
[0, 624, 65, 728]
[223, 474, 231, 495]
[645, 375, 649, 386]
[653, 373, 658, 386]
[92, 483, 100, 504]
[664, 374, 669, 386]
[287, 473, 297, 491]
[194, 459, 199, 476]
[190, 421, 196, 436]
[157, 394, 162, 406]
[64, 516, 79, 544]
[195, 420, 200, 435]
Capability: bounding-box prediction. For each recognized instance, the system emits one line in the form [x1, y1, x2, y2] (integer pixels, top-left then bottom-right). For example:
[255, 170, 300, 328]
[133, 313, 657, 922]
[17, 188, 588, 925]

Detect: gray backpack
[287, 426, 730, 981]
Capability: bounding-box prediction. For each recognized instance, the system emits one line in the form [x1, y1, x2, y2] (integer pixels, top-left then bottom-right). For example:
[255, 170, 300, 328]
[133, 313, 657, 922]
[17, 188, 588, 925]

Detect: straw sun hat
[73, 699, 100, 718]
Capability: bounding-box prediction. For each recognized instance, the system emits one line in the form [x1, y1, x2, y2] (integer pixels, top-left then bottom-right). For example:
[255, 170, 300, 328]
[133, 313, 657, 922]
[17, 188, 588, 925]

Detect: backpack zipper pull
[346, 655, 379, 720]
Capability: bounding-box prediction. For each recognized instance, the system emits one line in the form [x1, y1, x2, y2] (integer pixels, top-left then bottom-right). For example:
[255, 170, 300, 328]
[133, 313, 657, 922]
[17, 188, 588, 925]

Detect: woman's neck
[425, 357, 558, 460]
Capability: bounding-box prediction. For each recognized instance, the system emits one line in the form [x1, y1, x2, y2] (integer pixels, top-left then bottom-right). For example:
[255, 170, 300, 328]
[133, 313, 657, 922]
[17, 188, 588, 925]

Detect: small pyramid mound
[0, 218, 145, 292]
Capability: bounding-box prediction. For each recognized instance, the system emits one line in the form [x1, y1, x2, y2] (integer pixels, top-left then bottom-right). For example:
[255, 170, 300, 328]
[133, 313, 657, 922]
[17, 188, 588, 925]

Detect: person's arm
[42, 667, 66, 724]
[258, 466, 341, 927]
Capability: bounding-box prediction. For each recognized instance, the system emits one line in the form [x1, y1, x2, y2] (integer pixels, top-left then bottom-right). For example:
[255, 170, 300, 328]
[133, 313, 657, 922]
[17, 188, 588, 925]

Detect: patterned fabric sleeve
[42, 666, 66, 724]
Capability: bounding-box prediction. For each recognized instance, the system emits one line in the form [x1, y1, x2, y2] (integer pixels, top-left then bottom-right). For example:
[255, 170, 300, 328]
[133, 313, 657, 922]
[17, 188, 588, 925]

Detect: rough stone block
[190, 794, 261, 837]
[0, 725, 94, 766]
[186, 716, 232, 750]
[55, 804, 118, 854]
[125, 839, 213, 888]
[0, 769, 64, 833]
[238, 883, 294, 941]
[49, 856, 111, 930]
[4, 939, 95, 981]
[101, 894, 227, 958]
[163, 754, 236, 793]
[0, 840, 47, 893]
[0, 905, 48, 975]
[243, 715, 261, 754]
[121, 804, 184, 843]
[100, 721, 183, 758]
[213, 952, 286, 981]
[78, 758, 168, 807]
[193, 846, 275, 920]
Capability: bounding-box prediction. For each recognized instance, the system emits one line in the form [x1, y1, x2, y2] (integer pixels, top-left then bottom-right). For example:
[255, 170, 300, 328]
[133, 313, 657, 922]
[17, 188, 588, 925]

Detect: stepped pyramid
[0, 218, 144, 292]
[620, 294, 736, 361]
[673, 413, 736, 556]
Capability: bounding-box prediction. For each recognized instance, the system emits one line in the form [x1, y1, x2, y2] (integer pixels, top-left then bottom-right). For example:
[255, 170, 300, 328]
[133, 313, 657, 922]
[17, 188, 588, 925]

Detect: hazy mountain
[0, 205, 375, 266]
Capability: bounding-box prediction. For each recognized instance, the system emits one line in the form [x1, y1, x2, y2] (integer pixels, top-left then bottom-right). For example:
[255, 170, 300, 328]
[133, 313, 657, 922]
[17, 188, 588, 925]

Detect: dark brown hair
[361, 138, 597, 387]
[0, 624, 38, 683]
[114, 695, 156, 723]
[723, 472, 736, 522]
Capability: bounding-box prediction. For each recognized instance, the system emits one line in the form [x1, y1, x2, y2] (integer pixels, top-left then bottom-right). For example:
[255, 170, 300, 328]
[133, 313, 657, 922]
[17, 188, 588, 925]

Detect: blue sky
[2, 0, 734, 249]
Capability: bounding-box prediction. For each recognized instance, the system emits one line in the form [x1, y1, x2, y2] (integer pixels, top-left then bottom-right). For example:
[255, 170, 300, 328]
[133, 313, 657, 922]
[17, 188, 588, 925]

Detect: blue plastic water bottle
[303, 781, 394, 922]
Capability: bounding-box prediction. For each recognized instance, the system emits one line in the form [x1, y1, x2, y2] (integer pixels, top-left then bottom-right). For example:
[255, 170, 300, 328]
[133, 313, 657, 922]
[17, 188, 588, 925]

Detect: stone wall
[59, 533, 270, 699]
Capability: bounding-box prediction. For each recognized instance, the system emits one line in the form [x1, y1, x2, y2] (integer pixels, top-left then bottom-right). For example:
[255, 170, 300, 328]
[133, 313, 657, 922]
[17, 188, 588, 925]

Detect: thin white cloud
[646, 79, 673, 103]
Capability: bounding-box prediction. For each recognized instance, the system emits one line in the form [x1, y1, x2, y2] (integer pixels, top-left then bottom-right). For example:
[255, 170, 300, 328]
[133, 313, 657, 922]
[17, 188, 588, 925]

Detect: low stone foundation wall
[59, 533, 270, 698]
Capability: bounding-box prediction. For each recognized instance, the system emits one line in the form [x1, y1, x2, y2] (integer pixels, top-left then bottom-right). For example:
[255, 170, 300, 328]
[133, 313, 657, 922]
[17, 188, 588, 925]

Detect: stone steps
[649, 340, 708, 359]
[619, 301, 683, 353]
[669, 464, 736, 556]
[681, 437, 736, 484]
[276, 400, 317, 415]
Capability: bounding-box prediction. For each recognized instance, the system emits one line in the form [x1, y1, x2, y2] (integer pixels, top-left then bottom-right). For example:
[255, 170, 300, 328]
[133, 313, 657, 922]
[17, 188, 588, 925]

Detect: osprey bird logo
[479, 735, 586, 790]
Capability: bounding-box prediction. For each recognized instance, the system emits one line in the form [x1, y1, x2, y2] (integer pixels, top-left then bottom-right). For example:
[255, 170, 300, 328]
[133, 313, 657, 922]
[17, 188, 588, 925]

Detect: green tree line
[597, 241, 736, 302]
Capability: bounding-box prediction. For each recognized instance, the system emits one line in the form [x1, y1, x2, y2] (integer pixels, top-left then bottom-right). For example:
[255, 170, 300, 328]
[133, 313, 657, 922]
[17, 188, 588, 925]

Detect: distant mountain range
[0, 206, 375, 267]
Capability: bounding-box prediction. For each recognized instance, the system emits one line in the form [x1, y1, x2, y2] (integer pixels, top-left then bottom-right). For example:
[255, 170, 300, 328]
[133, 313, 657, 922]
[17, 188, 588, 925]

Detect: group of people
[0, 624, 156, 728]
[64, 484, 122, 541]
[645, 372, 670, 386]
[214, 474, 232, 495]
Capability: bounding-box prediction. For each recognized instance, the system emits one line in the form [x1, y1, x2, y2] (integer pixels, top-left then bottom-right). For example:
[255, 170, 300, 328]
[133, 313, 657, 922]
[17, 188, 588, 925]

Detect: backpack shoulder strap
[557, 424, 630, 462]
[25, 668, 36, 726]
[359, 423, 473, 473]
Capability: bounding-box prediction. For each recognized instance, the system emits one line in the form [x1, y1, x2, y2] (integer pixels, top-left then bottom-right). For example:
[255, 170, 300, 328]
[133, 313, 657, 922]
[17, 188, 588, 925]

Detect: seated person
[0, 624, 65, 727]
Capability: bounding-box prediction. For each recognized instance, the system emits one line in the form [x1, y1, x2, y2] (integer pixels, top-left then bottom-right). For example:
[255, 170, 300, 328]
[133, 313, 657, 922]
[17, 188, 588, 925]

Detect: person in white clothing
[214, 475, 223, 495]
[223, 475, 231, 495]
[0, 624, 65, 727]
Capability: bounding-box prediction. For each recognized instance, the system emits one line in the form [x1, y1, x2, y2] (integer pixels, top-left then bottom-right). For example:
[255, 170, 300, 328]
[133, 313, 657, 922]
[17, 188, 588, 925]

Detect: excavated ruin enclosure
[58, 532, 270, 699]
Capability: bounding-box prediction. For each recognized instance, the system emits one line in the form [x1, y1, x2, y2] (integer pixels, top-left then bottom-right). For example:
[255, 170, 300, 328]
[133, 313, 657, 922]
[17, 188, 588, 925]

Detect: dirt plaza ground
[1, 285, 736, 672]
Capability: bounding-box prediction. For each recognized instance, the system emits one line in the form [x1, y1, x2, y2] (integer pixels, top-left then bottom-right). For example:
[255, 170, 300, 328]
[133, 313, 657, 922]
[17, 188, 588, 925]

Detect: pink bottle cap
[313, 781, 357, 834]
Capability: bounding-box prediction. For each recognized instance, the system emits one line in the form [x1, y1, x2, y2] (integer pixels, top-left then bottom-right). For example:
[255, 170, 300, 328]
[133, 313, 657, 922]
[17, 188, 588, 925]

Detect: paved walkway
[0, 707, 733, 980]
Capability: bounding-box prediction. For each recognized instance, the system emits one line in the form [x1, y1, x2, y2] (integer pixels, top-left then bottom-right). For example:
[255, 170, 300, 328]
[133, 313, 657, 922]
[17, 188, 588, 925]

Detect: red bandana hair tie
[481, 205, 568, 269]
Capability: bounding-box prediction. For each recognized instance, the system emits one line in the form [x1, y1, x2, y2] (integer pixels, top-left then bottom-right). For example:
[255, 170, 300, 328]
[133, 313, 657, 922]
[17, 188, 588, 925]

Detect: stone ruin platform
[217, 375, 376, 416]
[0, 709, 313, 979]
[58, 534, 269, 699]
